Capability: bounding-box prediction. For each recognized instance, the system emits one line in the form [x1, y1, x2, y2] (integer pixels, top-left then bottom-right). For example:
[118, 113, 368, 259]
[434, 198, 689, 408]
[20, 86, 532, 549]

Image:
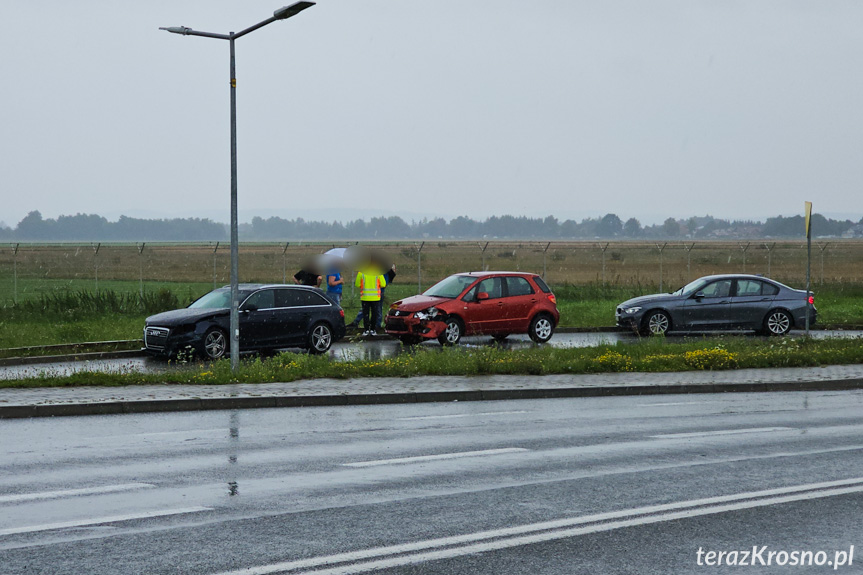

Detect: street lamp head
[159, 26, 192, 35]
[274, 1, 315, 20]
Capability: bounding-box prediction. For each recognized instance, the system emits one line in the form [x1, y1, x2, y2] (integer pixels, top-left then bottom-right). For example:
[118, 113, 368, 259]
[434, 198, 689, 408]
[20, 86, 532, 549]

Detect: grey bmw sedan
[616, 274, 816, 336]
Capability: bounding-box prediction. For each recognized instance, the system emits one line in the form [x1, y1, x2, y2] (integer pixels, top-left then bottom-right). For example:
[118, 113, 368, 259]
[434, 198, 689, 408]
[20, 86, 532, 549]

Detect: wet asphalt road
[2, 329, 861, 380]
[2, 390, 863, 574]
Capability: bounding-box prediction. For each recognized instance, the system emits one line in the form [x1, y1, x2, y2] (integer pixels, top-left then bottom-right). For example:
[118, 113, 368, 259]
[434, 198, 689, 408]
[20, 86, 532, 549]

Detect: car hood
[617, 293, 680, 309]
[145, 307, 227, 327]
[391, 295, 453, 312]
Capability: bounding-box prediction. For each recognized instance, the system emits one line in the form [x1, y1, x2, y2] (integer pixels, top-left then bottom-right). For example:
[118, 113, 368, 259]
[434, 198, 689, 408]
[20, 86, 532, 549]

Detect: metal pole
[12, 243, 19, 305]
[93, 243, 101, 293]
[599, 243, 609, 286]
[229, 35, 240, 370]
[685, 243, 694, 280]
[542, 242, 552, 280]
[739, 242, 750, 273]
[213, 241, 220, 289]
[818, 242, 828, 285]
[137, 242, 146, 298]
[656, 243, 667, 292]
[416, 241, 424, 293]
[806, 235, 811, 336]
[282, 242, 289, 283]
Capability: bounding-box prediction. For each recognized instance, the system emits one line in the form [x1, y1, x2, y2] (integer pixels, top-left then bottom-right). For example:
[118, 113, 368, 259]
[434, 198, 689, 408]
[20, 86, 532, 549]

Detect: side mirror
[693, 291, 705, 300]
[242, 304, 258, 313]
[477, 292, 490, 301]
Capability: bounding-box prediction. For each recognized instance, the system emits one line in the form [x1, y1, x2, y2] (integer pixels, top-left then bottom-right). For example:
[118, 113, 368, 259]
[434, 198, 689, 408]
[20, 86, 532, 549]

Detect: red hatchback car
[385, 271, 560, 345]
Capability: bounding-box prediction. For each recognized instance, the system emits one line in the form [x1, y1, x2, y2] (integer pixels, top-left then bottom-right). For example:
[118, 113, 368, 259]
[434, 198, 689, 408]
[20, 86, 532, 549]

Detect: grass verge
[3, 335, 862, 389]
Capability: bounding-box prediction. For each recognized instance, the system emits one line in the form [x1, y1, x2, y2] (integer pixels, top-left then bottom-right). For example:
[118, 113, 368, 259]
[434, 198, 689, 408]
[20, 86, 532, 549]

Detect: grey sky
[1, 1, 861, 227]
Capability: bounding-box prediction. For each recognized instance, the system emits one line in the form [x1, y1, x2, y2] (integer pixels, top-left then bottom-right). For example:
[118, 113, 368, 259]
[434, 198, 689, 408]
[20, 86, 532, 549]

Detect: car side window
[505, 276, 534, 297]
[736, 280, 762, 296]
[476, 277, 503, 299]
[275, 289, 329, 307]
[701, 280, 731, 298]
[243, 289, 275, 310]
[761, 282, 779, 296]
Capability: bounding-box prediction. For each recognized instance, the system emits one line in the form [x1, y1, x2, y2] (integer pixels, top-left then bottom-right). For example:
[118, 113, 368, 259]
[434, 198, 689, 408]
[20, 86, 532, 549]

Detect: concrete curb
[3, 377, 863, 419]
[0, 350, 145, 367]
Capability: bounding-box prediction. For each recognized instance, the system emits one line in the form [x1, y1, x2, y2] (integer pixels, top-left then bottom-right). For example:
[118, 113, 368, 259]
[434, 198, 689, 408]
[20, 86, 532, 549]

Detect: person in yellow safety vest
[355, 267, 387, 336]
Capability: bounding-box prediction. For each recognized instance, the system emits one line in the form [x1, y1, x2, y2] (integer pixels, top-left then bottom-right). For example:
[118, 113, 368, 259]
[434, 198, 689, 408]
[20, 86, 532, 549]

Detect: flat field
[1, 241, 861, 350]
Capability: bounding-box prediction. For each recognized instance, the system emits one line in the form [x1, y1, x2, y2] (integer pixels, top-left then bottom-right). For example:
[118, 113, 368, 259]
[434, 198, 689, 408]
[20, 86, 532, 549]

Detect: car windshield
[673, 278, 709, 296]
[188, 288, 251, 309]
[423, 275, 477, 299]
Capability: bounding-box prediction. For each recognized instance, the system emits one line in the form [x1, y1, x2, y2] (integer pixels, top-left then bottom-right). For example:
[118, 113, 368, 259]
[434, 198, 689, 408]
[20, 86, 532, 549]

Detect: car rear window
[506, 276, 534, 297]
[533, 276, 552, 293]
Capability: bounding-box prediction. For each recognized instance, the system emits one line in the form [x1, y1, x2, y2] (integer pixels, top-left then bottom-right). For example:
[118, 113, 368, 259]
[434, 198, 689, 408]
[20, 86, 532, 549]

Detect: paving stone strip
[2, 364, 863, 418]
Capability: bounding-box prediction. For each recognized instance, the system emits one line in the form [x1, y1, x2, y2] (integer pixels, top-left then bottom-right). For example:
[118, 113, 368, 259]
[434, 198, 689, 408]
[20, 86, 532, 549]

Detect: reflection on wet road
[2, 330, 861, 380]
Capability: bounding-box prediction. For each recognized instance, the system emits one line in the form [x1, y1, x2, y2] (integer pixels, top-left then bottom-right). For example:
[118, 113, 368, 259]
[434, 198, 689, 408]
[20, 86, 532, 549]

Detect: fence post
[416, 241, 425, 293]
[655, 243, 667, 291]
[12, 243, 19, 305]
[542, 242, 552, 280]
[137, 243, 146, 298]
[212, 241, 220, 289]
[684, 243, 695, 279]
[598, 243, 609, 285]
[92, 243, 101, 293]
[282, 242, 290, 283]
[739, 242, 751, 273]
[817, 242, 829, 285]
[764, 243, 776, 277]
[479, 242, 489, 271]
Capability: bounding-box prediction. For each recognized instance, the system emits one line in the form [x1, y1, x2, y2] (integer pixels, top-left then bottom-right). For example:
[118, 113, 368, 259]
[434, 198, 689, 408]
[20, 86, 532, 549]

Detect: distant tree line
[1, 210, 861, 241]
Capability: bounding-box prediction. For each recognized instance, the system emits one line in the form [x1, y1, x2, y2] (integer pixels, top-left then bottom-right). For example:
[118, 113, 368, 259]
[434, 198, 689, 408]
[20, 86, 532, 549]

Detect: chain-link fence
[1, 240, 860, 304]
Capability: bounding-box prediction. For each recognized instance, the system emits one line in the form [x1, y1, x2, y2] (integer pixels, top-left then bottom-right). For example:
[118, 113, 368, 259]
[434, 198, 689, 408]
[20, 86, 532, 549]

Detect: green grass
[3, 335, 862, 388]
[2, 280, 862, 354]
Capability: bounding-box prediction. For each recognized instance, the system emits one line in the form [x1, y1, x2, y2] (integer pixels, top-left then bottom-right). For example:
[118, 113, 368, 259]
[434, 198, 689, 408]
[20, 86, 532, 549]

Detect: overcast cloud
[1, 1, 861, 227]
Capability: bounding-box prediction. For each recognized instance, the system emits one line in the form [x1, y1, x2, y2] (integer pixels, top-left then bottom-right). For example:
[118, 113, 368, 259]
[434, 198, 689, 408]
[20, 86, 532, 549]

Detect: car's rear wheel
[528, 314, 554, 343]
[764, 310, 792, 336]
[640, 310, 671, 336]
[438, 318, 463, 346]
[308, 322, 333, 354]
[201, 327, 228, 360]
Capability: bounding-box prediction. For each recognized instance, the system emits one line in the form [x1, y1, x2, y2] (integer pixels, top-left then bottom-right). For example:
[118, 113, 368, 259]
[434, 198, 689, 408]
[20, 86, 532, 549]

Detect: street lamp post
[161, 2, 315, 370]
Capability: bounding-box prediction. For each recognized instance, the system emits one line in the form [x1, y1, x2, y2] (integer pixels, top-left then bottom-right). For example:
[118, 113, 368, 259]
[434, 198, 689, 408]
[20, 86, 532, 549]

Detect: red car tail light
[339, 309, 345, 318]
[547, 294, 557, 305]
[808, 295, 815, 305]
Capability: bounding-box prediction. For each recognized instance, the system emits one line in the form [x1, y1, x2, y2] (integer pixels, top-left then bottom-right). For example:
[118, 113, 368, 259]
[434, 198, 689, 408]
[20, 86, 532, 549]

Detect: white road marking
[212, 477, 863, 575]
[0, 506, 212, 537]
[651, 426, 792, 439]
[343, 448, 528, 468]
[637, 401, 712, 407]
[134, 428, 226, 438]
[0, 483, 155, 504]
[397, 411, 529, 421]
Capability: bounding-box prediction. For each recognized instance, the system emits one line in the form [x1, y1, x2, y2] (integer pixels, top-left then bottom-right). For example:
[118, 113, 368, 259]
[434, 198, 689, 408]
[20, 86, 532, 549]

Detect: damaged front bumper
[384, 311, 447, 340]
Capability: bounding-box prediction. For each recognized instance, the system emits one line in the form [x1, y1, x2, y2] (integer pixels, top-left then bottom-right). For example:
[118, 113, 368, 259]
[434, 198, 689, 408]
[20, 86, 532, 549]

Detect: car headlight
[624, 307, 642, 315]
[414, 307, 440, 320]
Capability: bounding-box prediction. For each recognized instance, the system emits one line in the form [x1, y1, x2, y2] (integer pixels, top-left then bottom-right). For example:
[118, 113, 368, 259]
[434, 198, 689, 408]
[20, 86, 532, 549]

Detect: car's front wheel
[437, 318, 463, 346]
[308, 322, 333, 354]
[640, 310, 671, 336]
[764, 310, 792, 336]
[201, 327, 228, 360]
[528, 314, 554, 343]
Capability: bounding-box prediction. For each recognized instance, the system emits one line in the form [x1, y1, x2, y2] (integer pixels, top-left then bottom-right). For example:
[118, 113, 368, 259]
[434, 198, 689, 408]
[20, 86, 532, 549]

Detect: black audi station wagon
[144, 284, 346, 359]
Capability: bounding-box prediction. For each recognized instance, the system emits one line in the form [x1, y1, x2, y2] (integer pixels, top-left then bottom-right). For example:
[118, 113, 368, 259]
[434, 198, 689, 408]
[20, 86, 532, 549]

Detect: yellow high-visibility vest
[355, 271, 387, 301]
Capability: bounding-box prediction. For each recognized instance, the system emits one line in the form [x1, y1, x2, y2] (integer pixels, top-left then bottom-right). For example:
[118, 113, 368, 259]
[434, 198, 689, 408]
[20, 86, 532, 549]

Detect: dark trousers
[361, 300, 378, 331]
